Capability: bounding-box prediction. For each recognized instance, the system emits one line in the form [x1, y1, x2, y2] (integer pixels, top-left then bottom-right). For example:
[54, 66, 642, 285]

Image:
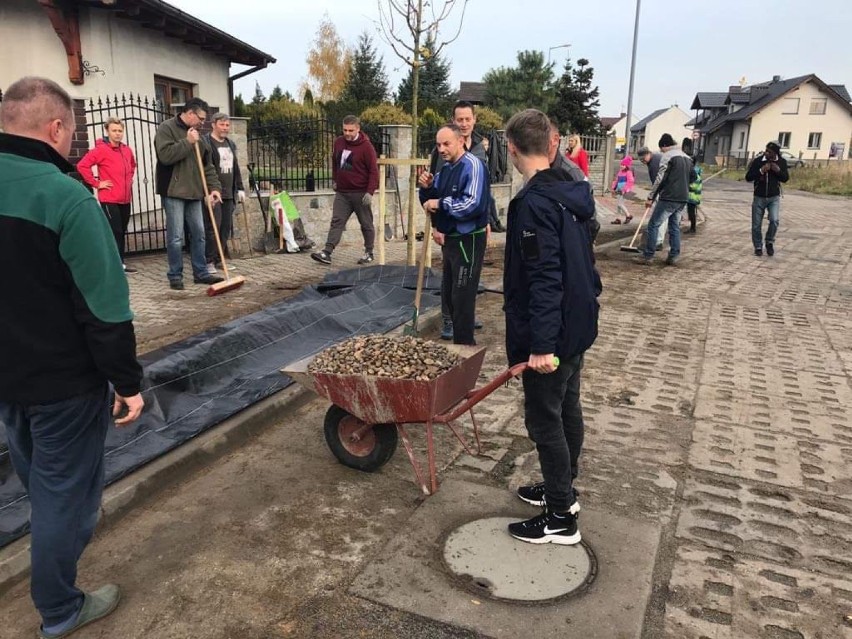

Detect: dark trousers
[687, 203, 697, 230]
[204, 199, 235, 263]
[521, 354, 585, 512]
[101, 203, 131, 263]
[324, 192, 374, 254]
[0, 385, 110, 626]
[441, 231, 486, 345]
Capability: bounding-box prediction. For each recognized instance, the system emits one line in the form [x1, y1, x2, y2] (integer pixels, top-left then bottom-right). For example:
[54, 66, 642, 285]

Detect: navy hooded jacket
[503, 169, 601, 366]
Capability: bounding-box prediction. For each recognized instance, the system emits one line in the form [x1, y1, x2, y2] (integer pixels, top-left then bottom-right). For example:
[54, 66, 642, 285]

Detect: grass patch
[703, 162, 852, 196]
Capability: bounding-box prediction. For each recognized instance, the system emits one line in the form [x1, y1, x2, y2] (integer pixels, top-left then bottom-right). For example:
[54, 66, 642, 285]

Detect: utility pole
[624, 0, 641, 155]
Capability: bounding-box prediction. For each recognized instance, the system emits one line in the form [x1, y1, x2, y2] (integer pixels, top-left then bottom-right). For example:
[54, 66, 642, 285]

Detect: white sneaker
[206, 263, 218, 275]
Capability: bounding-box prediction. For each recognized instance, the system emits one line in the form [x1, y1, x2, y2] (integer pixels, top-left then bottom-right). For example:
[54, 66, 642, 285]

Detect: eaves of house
[38, 0, 276, 85]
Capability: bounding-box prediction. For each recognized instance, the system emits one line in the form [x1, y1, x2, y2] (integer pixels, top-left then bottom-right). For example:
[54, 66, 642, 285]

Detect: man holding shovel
[154, 98, 224, 290]
[418, 124, 490, 346]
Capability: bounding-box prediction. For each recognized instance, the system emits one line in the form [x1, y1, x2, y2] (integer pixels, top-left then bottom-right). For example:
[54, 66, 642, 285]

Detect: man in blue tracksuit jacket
[418, 124, 490, 345]
[501, 109, 601, 546]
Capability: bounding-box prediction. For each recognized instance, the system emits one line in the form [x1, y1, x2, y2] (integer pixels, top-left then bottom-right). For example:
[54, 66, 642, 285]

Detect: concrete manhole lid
[442, 517, 596, 603]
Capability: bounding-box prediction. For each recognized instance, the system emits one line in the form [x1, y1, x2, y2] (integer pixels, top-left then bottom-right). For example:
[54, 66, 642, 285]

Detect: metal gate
[85, 94, 169, 253]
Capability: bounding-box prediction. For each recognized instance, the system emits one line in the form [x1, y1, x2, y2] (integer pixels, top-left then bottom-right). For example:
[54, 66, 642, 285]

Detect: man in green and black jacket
[0, 76, 143, 638]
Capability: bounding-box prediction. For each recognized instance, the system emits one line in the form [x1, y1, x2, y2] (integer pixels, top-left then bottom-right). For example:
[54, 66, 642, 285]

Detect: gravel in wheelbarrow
[308, 334, 462, 380]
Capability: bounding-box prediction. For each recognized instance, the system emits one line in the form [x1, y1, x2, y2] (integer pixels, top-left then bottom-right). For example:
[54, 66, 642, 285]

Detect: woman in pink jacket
[609, 155, 636, 224]
[77, 117, 138, 272]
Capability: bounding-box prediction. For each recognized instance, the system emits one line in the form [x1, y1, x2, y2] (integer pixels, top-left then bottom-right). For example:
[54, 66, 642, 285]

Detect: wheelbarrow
[282, 344, 528, 496]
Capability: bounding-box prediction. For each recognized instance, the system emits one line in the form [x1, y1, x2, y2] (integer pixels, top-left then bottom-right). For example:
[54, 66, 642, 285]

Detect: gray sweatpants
[323, 191, 375, 254]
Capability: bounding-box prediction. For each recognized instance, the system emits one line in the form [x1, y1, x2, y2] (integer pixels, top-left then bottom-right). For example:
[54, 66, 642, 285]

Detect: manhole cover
[442, 517, 596, 603]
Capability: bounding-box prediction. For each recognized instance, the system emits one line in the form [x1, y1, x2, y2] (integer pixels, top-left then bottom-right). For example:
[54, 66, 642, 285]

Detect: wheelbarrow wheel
[323, 405, 398, 472]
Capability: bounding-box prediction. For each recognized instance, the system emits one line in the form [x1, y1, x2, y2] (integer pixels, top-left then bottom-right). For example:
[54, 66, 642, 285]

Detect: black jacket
[648, 149, 691, 203]
[746, 153, 789, 198]
[503, 170, 601, 366]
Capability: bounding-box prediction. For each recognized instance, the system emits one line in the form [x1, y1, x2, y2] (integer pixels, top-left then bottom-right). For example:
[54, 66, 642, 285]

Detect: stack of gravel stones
[308, 335, 461, 381]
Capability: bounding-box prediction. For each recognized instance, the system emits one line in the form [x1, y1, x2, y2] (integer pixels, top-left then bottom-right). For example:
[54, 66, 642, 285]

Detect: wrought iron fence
[247, 117, 391, 192]
[85, 94, 170, 253]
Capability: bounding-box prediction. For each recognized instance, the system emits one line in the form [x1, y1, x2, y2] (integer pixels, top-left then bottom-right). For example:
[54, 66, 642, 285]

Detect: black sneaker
[766, 243, 774, 256]
[311, 250, 332, 265]
[516, 482, 580, 514]
[193, 275, 224, 285]
[169, 280, 184, 290]
[665, 255, 679, 266]
[754, 248, 763, 256]
[508, 509, 581, 545]
[474, 318, 483, 330]
[440, 318, 453, 341]
[357, 252, 374, 265]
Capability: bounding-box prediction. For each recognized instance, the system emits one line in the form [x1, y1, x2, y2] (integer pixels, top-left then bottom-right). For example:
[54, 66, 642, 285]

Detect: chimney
[772, 75, 781, 83]
[750, 85, 771, 103]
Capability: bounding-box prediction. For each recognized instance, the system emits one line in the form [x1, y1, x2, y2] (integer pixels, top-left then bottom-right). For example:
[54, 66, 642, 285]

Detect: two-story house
[691, 75, 852, 164]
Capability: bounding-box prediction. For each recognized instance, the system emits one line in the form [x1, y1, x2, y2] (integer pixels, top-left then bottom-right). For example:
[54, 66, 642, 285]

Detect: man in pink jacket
[77, 117, 138, 272]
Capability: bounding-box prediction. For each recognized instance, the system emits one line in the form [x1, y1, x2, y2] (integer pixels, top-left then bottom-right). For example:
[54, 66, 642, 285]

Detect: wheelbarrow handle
[436, 362, 528, 424]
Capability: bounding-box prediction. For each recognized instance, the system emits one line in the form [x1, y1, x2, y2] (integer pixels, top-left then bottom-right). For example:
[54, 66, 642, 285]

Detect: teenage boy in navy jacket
[418, 124, 490, 345]
[502, 109, 601, 546]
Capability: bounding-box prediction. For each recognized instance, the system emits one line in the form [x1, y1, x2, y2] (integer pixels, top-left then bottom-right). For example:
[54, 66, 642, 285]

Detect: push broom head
[206, 276, 246, 296]
[619, 245, 641, 253]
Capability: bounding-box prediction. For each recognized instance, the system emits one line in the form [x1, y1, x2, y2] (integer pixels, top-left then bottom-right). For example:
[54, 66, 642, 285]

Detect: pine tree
[396, 36, 453, 116]
[340, 32, 389, 109]
[483, 51, 555, 121]
[251, 81, 266, 106]
[549, 58, 602, 135]
[269, 85, 285, 102]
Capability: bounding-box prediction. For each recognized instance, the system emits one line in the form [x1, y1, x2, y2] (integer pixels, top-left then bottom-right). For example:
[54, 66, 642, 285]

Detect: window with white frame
[808, 132, 822, 149]
[778, 132, 791, 148]
[738, 132, 746, 149]
[781, 98, 799, 114]
[809, 98, 827, 115]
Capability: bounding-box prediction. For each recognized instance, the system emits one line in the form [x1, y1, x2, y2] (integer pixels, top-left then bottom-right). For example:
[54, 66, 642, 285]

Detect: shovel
[620, 203, 652, 253]
[403, 215, 432, 336]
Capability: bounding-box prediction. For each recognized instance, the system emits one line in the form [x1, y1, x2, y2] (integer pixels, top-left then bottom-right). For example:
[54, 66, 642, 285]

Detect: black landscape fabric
[0, 272, 441, 549]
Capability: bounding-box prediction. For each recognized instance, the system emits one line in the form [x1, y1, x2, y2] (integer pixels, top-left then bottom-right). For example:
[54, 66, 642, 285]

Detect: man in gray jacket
[155, 98, 223, 290]
[640, 133, 691, 265]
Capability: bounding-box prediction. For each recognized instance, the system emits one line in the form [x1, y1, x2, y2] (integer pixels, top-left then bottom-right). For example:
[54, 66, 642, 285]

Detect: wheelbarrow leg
[426, 420, 438, 495]
[468, 409, 483, 455]
[397, 424, 431, 496]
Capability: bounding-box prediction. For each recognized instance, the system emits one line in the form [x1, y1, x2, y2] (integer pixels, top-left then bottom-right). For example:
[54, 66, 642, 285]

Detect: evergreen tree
[482, 51, 555, 121]
[233, 93, 247, 117]
[269, 85, 285, 101]
[251, 81, 266, 106]
[340, 32, 390, 109]
[396, 35, 453, 116]
[549, 58, 602, 135]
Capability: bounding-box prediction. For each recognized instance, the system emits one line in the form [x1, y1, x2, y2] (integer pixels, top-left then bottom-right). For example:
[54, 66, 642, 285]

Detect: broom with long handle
[619, 203, 652, 253]
[194, 142, 246, 296]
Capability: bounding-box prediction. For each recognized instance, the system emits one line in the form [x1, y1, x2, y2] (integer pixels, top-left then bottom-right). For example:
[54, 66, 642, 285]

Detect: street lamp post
[547, 43, 571, 65]
[624, 0, 641, 155]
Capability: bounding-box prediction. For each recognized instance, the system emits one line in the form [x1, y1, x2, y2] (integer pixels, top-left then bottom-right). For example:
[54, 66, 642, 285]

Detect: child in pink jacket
[610, 156, 635, 224]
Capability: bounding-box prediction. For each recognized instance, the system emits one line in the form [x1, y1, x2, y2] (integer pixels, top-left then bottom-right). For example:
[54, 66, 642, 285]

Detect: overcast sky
[169, 0, 850, 122]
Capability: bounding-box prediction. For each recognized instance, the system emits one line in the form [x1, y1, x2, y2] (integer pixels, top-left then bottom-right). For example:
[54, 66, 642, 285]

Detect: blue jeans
[0, 385, 110, 627]
[521, 354, 585, 512]
[644, 200, 684, 259]
[163, 196, 207, 281]
[752, 195, 780, 249]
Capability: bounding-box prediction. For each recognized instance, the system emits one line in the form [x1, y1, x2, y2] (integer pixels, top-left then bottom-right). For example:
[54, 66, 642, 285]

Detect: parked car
[781, 151, 806, 168]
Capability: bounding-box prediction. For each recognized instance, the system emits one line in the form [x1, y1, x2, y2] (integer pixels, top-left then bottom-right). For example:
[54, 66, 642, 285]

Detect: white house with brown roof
[690, 74, 852, 164]
[0, 0, 275, 116]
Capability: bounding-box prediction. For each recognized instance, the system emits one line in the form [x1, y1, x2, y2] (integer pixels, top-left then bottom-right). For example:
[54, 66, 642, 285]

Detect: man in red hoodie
[311, 115, 379, 265]
[77, 117, 138, 273]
